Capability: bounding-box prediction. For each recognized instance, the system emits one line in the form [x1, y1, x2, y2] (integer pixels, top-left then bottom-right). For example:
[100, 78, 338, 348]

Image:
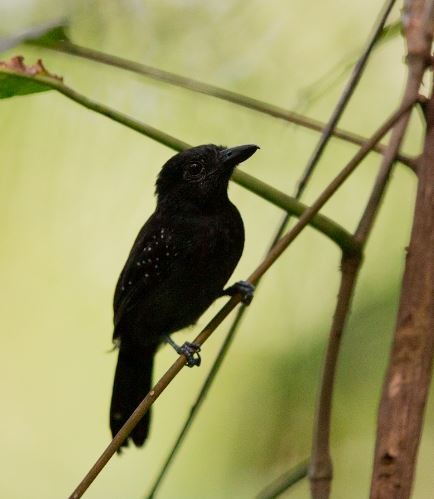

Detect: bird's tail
[110, 341, 157, 448]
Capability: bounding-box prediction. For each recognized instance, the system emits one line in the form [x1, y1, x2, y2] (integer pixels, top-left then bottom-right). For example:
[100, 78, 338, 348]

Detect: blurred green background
[1, 1, 433, 498]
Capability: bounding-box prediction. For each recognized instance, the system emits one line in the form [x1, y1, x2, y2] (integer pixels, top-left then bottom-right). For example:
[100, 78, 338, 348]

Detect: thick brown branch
[368, 2, 434, 497]
[369, 70, 434, 499]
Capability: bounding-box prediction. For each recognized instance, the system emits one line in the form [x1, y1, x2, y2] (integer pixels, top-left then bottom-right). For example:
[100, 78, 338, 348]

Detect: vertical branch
[309, 254, 361, 499]
[309, 2, 434, 498]
[369, 69, 434, 499]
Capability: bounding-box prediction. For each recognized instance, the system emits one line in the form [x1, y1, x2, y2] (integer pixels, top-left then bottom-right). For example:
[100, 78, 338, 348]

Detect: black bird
[110, 143, 259, 448]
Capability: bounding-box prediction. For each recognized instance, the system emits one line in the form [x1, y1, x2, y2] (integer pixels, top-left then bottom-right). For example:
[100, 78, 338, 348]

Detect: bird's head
[155, 144, 259, 210]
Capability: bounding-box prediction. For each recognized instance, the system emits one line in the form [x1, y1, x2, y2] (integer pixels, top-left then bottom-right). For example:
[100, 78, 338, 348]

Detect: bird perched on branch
[110, 143, 259, 448]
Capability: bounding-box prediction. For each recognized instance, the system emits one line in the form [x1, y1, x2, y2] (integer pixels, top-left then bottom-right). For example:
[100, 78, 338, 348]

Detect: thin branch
[309, 253, 361, 499]
[256, 459, 309, 499]
[293, 20, 402, 114]
[245, 102, 414, 289]
[271, 0, 397, 252]
[68, 101, 414, 499]
[234, 172, 359, 254]
[26, 39, 417, 171]
[145, 305, 247, 499]
[296, 0, 397, 196]
[309, 2, 434, 497]
[0, 66, 359, 253]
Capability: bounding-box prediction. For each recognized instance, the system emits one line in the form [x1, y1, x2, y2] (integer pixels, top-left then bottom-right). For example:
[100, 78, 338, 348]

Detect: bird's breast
[115, 203, 245, 344]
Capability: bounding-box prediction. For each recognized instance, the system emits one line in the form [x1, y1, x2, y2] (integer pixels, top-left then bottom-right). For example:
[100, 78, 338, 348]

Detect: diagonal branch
[27, 39, 417, 171]
[67, 101, 415, 499]
[256, 459, 310, 499]
[296, 0, 398, 196]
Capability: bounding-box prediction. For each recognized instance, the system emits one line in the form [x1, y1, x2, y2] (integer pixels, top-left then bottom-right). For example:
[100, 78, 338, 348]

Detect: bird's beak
[220, 144, 259, 167]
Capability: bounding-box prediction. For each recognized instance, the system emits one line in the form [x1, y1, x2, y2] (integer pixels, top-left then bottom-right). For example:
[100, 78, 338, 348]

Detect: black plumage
[110, 143, 258, 448]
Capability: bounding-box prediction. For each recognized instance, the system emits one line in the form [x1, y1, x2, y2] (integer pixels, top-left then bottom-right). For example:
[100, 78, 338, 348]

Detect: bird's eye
[184, 162, 205, 180]
[189, 163, 203, 175]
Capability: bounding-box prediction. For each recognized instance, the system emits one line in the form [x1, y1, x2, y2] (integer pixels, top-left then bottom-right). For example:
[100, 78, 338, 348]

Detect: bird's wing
[113, 217, 183, 335]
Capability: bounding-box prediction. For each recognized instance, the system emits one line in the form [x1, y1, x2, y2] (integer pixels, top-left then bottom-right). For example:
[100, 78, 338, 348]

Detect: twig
[0, 66, 359, 252]
[309, 2, 434, 497]
[26, 39, 417, 171]
[293, 20, 401, 115]
[145, 304, 247, 499]
[296, 0, 397, 196]
[68, 101, 414, 499]
[308, 253, 361, 499]
[256, 459, 309, 499]
[233, 173, 358, 253]
[369, 1, 434, 497]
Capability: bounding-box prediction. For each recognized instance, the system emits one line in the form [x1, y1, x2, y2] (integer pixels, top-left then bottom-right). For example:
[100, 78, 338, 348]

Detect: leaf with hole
[0, 56, 62, 99]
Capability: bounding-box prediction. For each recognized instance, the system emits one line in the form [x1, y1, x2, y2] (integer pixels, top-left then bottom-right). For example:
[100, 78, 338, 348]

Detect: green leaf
[0, 20, 68, 53]
[0, 73, 51, 99]
[377, 21, 402, 45]
[0, 57, 60, 99]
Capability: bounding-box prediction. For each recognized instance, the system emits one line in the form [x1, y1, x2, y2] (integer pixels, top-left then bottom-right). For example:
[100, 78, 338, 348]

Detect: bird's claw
[223, 280, 255, 305]
[178, 342, 201, 367]
[164, 335, 201, 367]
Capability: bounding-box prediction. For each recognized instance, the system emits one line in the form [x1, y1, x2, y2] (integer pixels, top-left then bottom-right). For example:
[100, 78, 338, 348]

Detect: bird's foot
[178, 342, 201, 367]
[164, 336, 201, 367]
[222, 280, 255, 305]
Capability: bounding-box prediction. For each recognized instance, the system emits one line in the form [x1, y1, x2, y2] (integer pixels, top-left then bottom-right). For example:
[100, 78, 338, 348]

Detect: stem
[309, 255, 361, 499]
[0, 66, 358, 252]
[27, 39, 416, 171]
[296, 0, 397, 196]
[256, 459, 309, 499]
[235, 171, 359, 254]
[68, 101, 413, 499]
[145, 306, 247, 499]
[246, 101, 414, 285]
